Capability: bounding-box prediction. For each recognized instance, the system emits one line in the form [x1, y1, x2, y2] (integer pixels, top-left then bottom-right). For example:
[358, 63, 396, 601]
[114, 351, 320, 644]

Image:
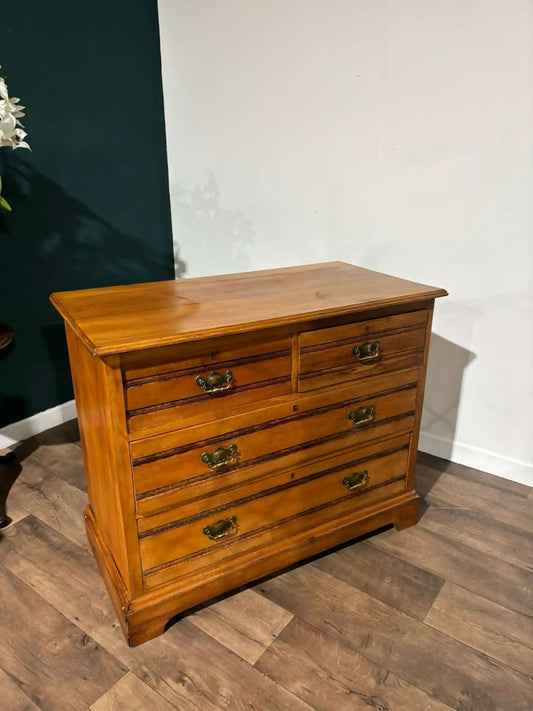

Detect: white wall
[158, 0, 533, 485]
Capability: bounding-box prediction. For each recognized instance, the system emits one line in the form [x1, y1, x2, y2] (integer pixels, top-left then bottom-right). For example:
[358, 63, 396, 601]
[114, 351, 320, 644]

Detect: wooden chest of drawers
[51, 262, 446, 646]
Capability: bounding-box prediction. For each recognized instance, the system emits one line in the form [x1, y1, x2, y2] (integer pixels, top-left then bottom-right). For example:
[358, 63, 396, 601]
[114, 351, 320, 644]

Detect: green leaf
[0, 195, 12, 212]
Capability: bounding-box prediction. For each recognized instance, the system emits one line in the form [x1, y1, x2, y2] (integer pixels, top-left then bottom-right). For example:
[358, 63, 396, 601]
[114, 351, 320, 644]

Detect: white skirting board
[1, 402, 531, 488]
[0, 400, 77, 450]
[419, 431, 533, 488]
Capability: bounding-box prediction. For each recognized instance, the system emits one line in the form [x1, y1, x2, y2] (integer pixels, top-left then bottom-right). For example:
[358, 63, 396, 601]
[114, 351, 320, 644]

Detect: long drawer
[131, 372, 419, 512]
[139, 441, 410, 585]
[299, 309, 427, 392]
[137, 432, 411, 533]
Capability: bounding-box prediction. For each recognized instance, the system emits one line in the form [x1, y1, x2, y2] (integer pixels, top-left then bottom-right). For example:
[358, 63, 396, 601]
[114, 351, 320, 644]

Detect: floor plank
[7, 458, 89, 548]
[0, 565, 127, 711]
[255, 564, 533, 711]
[189, 588, 293, 664]
[256, 616, 454, 711]
[312, 540, 444, 620]
[0, 497, 30, 527]
[0, 668, 41, 711]
[1, 515, 294, 674]
[417, 452, 532, 499]
[0, 514, 144, 668]
[417, 500, 533, 571]
[424, 581, 533, 678]
[135, 619, 314, 711]
[369, 525, 532, 616]
[30, 442, 87, 492]
[89, 672, 176, 711]
[415, 464, 533, 533]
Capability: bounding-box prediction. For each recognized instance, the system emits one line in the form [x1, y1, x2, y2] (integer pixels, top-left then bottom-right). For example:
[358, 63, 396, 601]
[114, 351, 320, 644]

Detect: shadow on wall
[421, 333, 476, 460]
[173, 173, 254, 275]
[1, 162, 175, 284]
[0, 162, 178, 426]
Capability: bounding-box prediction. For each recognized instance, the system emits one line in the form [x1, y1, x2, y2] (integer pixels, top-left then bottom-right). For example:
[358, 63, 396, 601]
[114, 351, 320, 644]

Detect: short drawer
[122, 334, 292, 432]
[131, 371, 419, 509]
[299, 309, 427, 392]
[139, 443, 410, 582]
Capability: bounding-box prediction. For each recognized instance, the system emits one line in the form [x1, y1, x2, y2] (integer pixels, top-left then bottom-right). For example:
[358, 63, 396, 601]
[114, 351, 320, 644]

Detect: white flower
[0, 76, 8, 101]
[0, 68, 30, 210]
[0, 69, 30, 150]
[1, 96, 26, 120]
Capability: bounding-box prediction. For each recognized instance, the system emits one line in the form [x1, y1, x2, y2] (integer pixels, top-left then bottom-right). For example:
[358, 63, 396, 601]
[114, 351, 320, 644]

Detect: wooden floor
[0, 421, 532, 711]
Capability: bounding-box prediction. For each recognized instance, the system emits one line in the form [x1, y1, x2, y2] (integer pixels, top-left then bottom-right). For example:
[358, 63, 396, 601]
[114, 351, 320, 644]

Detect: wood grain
[417, 500, 533, 571]
[312, 540, 444, 620]
[126, 353, 291, 409]
[417, 451, 531, 499]
[131, 385, 416, 514]
[425, 582, 533, 678]
[415, 463, 533, 533]
[0, 668, 40, 711]
[299, 308, 427, 348]
[134, 619, 314, 711]
[89, 672, 175, 711]
[138, 446, 408, 567]
[369, 525, 533, 615]
[65, 324, 143, 596]
[130, 370, 418, 463]
[50, 262, 447, 355]
[255, 564, 533, 711]
[7, 457, 88, 547]
[300, 328, 425, 375]
[0, 515, 139, 667]
[139, 477, 408, 579]
[188, 588, 293, 664]
[256, 616, 455, 711]
[0, 496, 30, 528]
[137, 486, 419, 596]
[121, 331, 291, 380]
[126, 338, 292, 433]
[0, 565, 127, 711]
[136, 433, 411, 525]
[30, 442, 87, 492]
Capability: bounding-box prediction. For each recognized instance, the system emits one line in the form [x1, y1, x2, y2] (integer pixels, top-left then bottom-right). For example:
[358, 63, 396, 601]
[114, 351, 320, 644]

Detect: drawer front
[123, 336, 292, 432]
[139, 443, 410, 581]
[299, 310, 427, 392]
[137, 432, 411, 533]
[131, 380, 418, 507]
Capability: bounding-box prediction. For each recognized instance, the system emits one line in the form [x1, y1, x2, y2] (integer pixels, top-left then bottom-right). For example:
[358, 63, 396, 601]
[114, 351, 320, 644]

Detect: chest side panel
[65, 324, 142, 597]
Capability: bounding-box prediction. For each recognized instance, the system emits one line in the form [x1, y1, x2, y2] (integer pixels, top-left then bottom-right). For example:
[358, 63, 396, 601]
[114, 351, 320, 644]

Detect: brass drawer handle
[348, 405, 375, 427]
[352, 341, 381, 363]
[201, 444, 238, 470]
[196, 370, 234, 393]
[342, 470, 369, 490]
[203, 515, 237, 541]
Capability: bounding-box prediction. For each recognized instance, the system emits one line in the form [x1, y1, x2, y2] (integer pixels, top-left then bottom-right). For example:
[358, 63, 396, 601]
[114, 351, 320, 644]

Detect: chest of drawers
[51, 262, 446, 646]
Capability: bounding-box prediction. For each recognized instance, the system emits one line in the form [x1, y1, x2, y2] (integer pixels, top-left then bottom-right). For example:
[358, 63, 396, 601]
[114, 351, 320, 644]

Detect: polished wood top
[50, 262, 447, 356]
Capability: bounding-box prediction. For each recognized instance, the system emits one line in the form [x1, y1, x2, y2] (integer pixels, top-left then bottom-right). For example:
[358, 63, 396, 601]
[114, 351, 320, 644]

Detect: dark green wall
[0, 1, 175, 427]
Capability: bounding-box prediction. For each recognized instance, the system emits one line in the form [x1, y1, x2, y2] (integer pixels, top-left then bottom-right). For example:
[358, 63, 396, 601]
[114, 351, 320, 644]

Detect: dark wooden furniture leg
[0, 323, 15, 528]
